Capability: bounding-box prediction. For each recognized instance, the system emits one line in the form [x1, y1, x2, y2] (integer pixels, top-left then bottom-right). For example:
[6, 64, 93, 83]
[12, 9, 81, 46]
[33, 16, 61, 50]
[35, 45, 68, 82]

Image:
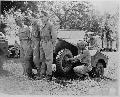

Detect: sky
[90, 0, 119, 15]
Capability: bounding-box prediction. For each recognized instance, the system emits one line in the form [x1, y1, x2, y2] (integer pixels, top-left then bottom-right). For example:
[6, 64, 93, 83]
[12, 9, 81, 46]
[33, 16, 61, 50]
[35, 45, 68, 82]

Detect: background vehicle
[0, 32, 8, 56]
[7, 45, 20, 58]
[0, 32, 8, 68]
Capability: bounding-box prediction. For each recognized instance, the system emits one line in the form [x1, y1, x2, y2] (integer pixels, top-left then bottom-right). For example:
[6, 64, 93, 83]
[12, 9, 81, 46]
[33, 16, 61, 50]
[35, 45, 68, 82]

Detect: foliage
[1, 1, 119, 47]
[0, 21, 7, 35]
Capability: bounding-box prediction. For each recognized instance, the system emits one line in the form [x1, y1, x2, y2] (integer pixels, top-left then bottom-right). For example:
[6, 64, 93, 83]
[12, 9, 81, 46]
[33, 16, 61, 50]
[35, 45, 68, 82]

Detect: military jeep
[53, 29, 108, 78]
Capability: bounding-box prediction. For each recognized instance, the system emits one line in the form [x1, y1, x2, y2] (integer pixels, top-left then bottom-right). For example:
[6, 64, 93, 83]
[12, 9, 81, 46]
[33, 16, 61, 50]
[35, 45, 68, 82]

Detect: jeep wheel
[89, 62, 104, 78]
[56, 49, 73, 76]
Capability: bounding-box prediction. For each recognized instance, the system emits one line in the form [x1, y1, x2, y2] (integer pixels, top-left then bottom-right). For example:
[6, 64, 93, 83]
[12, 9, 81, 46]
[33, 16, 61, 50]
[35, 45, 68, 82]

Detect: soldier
[67, 41, 92, 78]
[25, 13, 44, 79]
[15, 17, 33, 78]
[88, 34, 100, 50]
[31, 18, 42, 78]
[106, 29, 113, 50]
[36, 10, 57, 81]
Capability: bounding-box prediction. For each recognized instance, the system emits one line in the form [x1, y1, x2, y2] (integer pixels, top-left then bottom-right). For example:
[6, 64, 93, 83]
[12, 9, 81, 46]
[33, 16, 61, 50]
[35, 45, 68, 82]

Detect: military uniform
[88, 36, 100, 50]
[18, 25, 32, 77]
[39, 22, 57, 77]
[31, 20, 42, 74]
[73, 49, 92, 75]
[68, 41, 92, 76]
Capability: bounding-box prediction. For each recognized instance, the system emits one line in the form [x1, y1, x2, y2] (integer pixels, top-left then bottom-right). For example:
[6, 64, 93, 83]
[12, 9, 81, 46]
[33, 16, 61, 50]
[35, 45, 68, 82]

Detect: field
[0, 52, 119, 96]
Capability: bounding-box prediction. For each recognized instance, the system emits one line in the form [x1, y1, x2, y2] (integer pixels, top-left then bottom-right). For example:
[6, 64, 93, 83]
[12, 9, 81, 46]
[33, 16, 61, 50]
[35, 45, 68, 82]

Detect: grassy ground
[0, 52, 119, 95]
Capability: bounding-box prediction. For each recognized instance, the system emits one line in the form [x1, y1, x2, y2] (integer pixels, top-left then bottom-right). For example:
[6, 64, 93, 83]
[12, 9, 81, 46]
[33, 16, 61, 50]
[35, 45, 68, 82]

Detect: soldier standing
[37, 11, 57, 81]
[25, 14, 44, 79]
[88, 34, 100, 50]
[31, 18, 42, 78]
[15, 17, 33, 78]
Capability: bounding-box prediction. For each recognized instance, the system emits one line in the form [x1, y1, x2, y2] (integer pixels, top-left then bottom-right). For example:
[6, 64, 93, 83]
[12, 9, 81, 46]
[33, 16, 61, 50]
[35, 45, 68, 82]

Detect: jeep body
[53, 29, 108, 77]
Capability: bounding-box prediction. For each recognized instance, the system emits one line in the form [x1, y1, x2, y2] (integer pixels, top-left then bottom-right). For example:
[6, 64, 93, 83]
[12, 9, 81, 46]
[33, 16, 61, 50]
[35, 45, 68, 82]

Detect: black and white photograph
[0, 0, 119, 96]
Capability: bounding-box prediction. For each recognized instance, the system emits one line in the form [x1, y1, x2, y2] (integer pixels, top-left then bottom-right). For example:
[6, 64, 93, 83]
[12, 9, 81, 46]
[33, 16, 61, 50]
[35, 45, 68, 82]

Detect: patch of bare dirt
[0, 52, 118, 95]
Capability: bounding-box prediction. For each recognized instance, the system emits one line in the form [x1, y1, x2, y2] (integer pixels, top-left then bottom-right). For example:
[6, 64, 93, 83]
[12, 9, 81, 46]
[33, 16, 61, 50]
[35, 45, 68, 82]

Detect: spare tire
[56, 49, 73, 76]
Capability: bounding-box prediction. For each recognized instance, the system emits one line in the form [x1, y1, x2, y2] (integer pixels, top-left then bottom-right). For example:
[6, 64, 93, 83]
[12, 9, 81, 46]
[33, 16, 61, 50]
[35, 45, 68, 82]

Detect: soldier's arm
[50, 24, 57, 46]
[24, 26, 30, 38]
[74, 51, 90, 62]
[17, 28, 22, 38]
[74, 53, 84, 62]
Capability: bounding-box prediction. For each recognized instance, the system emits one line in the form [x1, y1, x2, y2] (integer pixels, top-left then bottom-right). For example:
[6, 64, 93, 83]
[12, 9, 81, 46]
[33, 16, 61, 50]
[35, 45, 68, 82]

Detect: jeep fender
[90, 50, 108, 68]
[53, 38, 78, 62]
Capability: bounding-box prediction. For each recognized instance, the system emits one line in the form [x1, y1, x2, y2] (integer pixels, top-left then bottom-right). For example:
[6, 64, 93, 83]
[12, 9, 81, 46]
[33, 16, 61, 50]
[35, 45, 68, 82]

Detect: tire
[89, 62, 104, 78]
[56, 49, 73, 76]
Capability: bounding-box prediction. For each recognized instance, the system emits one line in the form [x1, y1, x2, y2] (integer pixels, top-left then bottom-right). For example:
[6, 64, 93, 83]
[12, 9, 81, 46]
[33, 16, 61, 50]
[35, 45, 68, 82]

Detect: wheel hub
[62, 55, 72, 72]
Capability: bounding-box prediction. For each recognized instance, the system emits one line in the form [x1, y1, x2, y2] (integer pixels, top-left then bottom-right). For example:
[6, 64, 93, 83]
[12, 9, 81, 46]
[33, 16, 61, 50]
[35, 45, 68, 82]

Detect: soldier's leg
[0, 56, 3, 69]
[110, 40, 112, 50]
[20, 47, 27, 76]
[33, 41, 40, 67]
[106, 39, 109, 49]
[34, 46, 46, 80]
[43, 41, 53, 76]
[20, 41, 28, 76]
[39, 47, 46, 77]
[42, 41, 53, 81]
[45, 51, 53, 76]
[73, 65, 88, 79]
[24, 45, 33, 78]
[33, 41, 43, 78]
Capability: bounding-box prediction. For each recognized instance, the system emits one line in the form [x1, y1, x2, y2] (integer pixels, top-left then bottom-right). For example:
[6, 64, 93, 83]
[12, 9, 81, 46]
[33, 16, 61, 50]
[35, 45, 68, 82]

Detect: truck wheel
[89, 62, 104, 78]
[56, 49, 73, 76]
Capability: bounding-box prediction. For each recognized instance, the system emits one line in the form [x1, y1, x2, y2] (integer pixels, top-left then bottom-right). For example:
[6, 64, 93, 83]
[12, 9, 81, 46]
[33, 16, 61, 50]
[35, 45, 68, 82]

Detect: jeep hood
[61, 38, 84, 47]
[89, 50, 98, 56]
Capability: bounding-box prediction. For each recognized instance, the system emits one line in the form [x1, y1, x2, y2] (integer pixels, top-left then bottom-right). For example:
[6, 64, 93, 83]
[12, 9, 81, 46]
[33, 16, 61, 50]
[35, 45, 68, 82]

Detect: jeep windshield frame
[57, 29, 86, 40]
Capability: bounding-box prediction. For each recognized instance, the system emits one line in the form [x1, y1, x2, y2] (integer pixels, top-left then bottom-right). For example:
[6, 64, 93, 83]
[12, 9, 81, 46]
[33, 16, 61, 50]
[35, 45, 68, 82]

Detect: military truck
[0, 32, 8, 68]
[53, 29, 108, 78]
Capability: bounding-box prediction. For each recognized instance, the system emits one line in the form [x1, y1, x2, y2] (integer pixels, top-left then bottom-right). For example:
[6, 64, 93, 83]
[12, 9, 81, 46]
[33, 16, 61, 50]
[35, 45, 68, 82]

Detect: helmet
[77, 40, 87, 49]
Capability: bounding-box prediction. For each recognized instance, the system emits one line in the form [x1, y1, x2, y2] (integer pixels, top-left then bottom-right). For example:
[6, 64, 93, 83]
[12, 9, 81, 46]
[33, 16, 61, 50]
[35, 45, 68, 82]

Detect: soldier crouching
[67, 41, 92, 79]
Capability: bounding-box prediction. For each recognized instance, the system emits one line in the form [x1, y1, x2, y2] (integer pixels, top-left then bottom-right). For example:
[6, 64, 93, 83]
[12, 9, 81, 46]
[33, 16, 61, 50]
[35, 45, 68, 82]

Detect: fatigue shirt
[30, 20, 41, 49]
[40, 22, 57, 46]
[74, 50, 91, 66]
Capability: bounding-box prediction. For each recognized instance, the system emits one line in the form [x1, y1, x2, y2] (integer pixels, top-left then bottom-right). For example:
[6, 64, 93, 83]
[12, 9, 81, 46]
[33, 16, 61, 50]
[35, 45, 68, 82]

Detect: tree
[40, 1, 93, 30]
[1, 1, 38, 15]
[0, 21, 7, 35]
[1, 1, 39, 37]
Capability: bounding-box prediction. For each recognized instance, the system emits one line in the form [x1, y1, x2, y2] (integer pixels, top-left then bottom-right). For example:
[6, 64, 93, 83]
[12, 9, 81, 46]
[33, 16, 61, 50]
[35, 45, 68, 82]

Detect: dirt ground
[0, 52, 119, 96]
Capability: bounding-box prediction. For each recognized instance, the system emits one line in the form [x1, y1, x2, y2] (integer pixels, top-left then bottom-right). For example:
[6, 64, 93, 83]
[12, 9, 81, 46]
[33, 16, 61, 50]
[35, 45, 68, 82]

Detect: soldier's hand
[66, 58, 72, 63]
[66, 58, 75, 63]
